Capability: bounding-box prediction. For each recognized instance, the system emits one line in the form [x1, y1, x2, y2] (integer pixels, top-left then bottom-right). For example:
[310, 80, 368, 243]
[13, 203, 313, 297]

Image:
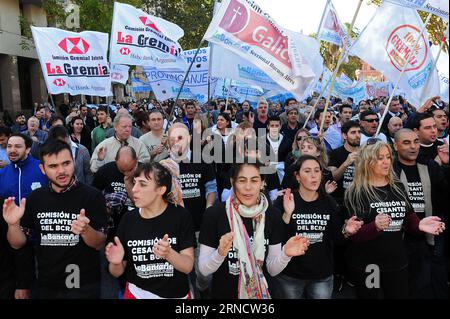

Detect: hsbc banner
[31, 26, 112, 96]
[204, 0, 322, 100]
[110, 64, 130, 84]
[142, 47, 217, 103]
[110, 2, 187, 70]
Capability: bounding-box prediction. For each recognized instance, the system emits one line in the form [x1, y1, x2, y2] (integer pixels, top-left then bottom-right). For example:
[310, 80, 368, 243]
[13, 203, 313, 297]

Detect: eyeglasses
[366, 137, 381, 145]
[362, 118, 379, 123]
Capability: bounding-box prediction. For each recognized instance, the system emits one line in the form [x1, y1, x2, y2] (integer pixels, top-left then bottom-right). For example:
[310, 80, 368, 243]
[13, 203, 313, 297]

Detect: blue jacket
[0, 155, 48, 205]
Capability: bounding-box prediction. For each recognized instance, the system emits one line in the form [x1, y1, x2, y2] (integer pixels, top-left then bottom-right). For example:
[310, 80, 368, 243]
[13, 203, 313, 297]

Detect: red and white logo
[386, 24, 428, 72]
[139, 16, 160, 32]
[218, 0, 291, 68]
[58, 37, 90, 54]
[53, 78, 66, 86]
[111, 73, 124, 80]
[120, 47, 131, 55]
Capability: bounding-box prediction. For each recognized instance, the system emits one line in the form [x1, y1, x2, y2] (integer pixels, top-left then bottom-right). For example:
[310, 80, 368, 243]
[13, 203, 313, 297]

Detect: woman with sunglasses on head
[282, 136, 337, 194]
[344, 141, 445, 299]
[284, 128, 311, 170]
[198, 159, 309, 299]
[105, 162, 195, 299]
[272, 155, 362, 299]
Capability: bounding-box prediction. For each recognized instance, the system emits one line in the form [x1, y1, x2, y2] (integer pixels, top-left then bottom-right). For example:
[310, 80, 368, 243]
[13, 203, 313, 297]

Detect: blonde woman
[344, 140, 445, 299]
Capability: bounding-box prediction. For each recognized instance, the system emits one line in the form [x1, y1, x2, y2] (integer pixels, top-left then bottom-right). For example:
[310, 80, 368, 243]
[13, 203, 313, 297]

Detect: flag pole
[417, 24, 449, 108]
[302, 71, 333, 129]
[165, 38, 205, 133]
[318, 0, 363, 134]
[375, 12, 433, 136]
[316, 0, 330, 39]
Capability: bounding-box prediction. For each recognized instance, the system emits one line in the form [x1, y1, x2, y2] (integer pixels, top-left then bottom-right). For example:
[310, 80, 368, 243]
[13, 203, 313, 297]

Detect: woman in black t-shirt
[198, 160, 310, 299]
[273, 155, 362, 299]
[282, 136, 336, 193]
[105, 162, 195, 299]
[344, 141, 445, 299]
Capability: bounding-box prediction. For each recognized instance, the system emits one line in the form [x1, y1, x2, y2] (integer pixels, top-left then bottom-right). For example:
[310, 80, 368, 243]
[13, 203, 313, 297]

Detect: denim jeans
[273, 274, 333, 299]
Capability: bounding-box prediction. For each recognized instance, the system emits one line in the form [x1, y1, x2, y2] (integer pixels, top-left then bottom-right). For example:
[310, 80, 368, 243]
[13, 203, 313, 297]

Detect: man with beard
[3, 140, 108, 298]
[11, 113, 28, 134]
[0, 133, 47, 299]
[393, 129, 448, 298]
[167, 122, 217, 298]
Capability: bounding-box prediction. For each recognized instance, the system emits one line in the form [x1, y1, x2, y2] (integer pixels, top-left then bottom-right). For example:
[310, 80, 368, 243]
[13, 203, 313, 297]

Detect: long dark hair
[291, 155, 325, 195]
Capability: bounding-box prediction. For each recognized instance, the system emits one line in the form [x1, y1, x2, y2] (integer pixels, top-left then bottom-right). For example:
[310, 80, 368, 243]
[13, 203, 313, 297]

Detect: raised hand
[283, 188, 295, 217]
[437, 140, 449, 165]
[344, 216, 364, 236]
[71, 209, 90, 235]
[325, 180, 338, 194]
[97, 146, 107, 161]
[218, 231, 234, 257]
[284, 235, 309, 257]
[419, 216, 446, 235]
[2, 197, 26, 226]
[375, 213, 391, 231]
[154, 234, 172, 259]
[345, 152, 358, 166]
[105, 236, 125, 265]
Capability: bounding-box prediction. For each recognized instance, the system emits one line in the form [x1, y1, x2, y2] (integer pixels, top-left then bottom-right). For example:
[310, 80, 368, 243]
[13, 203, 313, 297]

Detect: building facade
[0, 0, 48, 117]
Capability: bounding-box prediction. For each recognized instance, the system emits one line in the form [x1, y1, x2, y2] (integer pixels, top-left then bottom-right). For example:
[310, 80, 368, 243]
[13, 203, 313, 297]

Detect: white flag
[31, 27, 112, 96]
[384, 0, 448, 21]
[110, 2, 187, 69]
[350, 1, 440, 107]
[431, 45, 449, 103]
[204, 0, 322, 100]
[110, 64, 130, 84]
[317, 0, 352, 48]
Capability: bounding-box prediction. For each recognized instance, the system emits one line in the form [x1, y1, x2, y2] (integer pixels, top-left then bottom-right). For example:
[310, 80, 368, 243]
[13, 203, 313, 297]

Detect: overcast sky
[252, 0, 378, 35]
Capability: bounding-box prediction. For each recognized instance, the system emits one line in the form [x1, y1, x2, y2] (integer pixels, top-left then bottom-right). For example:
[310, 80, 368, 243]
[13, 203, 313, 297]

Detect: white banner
[350, 1, 440, 107]
[204, 0, 323, 100]
[431, 45, 449, 102]
[384, 0, 448, 21]
[213, 78, 265, 105]
[31, 26, 112, 96]
[333, 79, 368, 104]
[110, 2, 187, 69]
[365, 81, 391, 98]
[143, 47, 217, 103]
[110, 64, 130, 84]
[317, 0, 352, 48]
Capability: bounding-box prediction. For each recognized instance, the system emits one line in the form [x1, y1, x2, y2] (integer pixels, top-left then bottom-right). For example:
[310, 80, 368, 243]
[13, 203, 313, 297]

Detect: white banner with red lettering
[204, 0, 323, 100]
[350, 1, 440, 107]
[31, 26, 112, 96]
[110, 64, 130, 84]
[110, 2, 187, 69]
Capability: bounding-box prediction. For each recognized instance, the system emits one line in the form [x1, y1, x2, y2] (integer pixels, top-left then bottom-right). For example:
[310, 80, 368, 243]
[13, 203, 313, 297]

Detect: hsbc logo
[111, 73, 124, 80]
[139, 16, 160, 32]
[120, 47, 131, 55]
[53, 78, 66, 86]
[58, 37, 90, 54]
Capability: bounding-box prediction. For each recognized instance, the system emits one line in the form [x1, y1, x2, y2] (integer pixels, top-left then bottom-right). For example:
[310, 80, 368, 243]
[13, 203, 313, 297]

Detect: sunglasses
[366, 137, 382, 145]
[362, 118, 379, 123]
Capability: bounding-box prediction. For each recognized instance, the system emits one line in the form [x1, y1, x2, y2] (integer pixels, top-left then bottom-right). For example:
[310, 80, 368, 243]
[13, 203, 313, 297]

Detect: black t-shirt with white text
[179, 161, 216, 231]
[199, 202, 284, 299]
[92, 162, 126, 194]
[329, 145, 355, 201]
[274, 192, 343, 279]
[116, 204, 195, 298]
[21, 183, 107, 289]
[345, 184, 414, 271]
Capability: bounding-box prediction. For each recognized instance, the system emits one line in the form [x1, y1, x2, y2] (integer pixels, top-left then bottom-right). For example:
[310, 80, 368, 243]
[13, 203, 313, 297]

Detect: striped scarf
[225, 192, 270, 299]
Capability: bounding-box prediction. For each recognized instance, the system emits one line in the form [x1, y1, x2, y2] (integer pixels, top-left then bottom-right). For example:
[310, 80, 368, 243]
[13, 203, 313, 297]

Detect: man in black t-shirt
[393, 128, 449, 299]
[3, 140, 107, 299]
[329, 121, 361, 207]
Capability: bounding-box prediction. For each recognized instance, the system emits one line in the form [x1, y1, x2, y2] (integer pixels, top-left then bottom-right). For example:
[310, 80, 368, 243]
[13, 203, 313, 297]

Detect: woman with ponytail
[105, 162, 195, 299]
